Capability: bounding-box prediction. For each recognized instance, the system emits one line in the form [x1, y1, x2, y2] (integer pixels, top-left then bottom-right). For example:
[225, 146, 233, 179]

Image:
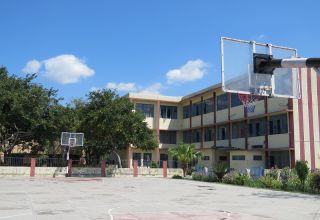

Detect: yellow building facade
[123, 68, 320, 171]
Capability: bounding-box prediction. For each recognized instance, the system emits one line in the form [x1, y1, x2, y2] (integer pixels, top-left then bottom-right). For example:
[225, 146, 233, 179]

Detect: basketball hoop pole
[254, 54, 320, 74]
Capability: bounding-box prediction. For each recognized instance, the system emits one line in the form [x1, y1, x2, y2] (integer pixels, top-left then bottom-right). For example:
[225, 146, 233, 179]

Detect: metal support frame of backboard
[254, 55, 320, 75]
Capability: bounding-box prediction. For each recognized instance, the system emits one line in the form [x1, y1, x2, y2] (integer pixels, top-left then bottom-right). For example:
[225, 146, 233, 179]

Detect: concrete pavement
[0, 177, 319, 219]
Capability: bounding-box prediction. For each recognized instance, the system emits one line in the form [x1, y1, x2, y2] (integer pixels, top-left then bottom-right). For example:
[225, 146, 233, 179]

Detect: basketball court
[0, 177, 319, 220]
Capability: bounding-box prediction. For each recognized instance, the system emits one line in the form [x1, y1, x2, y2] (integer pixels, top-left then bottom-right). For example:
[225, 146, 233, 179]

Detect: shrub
[279, 167, 291, 190]
[295, 160, 309, 190]
[151, 161, 159, 168]
[202, 175, 217, 182]
[222, 171, 252, 186]
[192, 173, 202, 181]
[243, 178, 262, 188]
[212, 162, 228, 182]
[192, 172, 217, 182]
[308, 170, 320, 193]
[266, 167, 279, 180]
[286, 170, 301, 191]
[172, 175, 183, 179]
[235, 173, 251, 186]
[222, 171, 237, 184]
[259, 175, 282, 189]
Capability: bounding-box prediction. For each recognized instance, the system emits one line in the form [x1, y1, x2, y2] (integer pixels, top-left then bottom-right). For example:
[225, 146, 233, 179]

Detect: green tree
[295, 160, 309, 190]
[212, 162, 228, 182]
[168, 143, 201, 177]
[79, 89, 157, 162]
[0, 67, 65, 155]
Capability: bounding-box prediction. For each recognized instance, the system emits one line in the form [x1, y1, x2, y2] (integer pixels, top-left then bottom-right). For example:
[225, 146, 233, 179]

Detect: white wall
[203, 113, 214, 126]
[229, 151, 265, 170]
[268, 134, 289, 149]
[248, 136, 265, 149]
[159, 118, 179, 130]
[231, 138, 245, 149]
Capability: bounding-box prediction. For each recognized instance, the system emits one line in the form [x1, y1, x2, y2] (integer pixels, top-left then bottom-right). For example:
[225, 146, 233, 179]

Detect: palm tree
[168, 143, 201, 177]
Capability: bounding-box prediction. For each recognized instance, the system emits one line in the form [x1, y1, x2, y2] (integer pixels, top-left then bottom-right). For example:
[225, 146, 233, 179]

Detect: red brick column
[227, 93, 231, 147]
[288, 98, 295, 168]
[155, 148, 160, 162]
[133, 160, 138, 177]
[68, 159, 72, 177]
[163, 161, 167, 178]
[127, 145, 132, 168]
[101, 160, 106, 177]
[200, 96, 204, 149]
[264, 97, 269, 168]
[30, 158, 36, 177]
[156, 100, 161, 162]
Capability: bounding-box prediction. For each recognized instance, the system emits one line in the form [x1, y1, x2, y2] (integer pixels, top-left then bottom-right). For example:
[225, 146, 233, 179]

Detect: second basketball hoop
[238, 94, 258, 113]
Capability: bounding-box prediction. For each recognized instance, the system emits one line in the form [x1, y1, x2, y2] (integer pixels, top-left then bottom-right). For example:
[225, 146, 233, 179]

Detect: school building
[121, 68, 320, 170]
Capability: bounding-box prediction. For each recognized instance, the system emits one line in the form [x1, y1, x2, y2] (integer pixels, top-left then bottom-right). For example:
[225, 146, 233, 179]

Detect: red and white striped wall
[294, 68, 320, 169]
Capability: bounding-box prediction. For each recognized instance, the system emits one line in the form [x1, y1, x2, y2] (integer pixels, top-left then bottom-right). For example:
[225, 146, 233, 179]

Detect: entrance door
[160, 154, 168, 168]
[143, 153, 152, 167]
[270, 156, 275, 168]
[133, 153, 141, 166]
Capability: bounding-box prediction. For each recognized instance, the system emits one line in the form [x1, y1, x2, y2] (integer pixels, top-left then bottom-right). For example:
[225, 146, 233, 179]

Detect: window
[231, 93, 242, 107]
[160, 131, 177, 144]
[269, 151, 290, 168]
[143, 153, 152, 162]
[232, 155, 245, 160]
[143, 153, 152, 166]
[217, 125, 228, 140]
[217, 94, 228, 111]
[192, 102, 202, 116]
[160, 154, 168, 161]
[253, 155, 263, 161]
[269, 114, 288, 135]
[248, 118, 265, 137]
[183, 105, 190, 119]
[219, 156, 228, 161]
[192, 129, 201, 143]
[202, 156, 210, 161]
[133, 153, 142, 166]
[183, 130, 192, 143]
[160, 105, 177, 119]
[204, 127, 213, 142]
[135, 103, 154, 117]
[232, 122, 245, 139]
[252, 145, 263, 149]
[203, 98, 214, 114]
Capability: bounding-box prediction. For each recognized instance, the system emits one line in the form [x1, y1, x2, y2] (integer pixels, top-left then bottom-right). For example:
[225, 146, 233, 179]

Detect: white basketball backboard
[221, 37, 301, 98]
[61, 132, 84, 147]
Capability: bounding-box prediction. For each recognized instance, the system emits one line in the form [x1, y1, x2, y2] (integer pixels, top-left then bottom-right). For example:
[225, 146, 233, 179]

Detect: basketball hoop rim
[238, 93, 258, 103]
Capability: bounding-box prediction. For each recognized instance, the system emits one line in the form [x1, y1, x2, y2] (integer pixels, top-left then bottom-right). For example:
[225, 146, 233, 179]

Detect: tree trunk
[182, 164, 187, 177]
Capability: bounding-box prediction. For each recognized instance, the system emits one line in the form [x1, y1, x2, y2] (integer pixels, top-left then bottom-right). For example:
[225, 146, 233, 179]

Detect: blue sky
[1, 0, 319, 104]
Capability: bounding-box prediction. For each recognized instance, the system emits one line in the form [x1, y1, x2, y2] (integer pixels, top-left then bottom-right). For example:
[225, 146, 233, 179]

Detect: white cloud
[43, 55, 94, 84]
[22, 59, 41, 74]
[103, 82, 163, 95]
[22, 54, 95, 84]
[138, 83, 163, 95]
[90, 87, 101, 92]
[166, 59, 207, 84]
[106, 82, 137, 92]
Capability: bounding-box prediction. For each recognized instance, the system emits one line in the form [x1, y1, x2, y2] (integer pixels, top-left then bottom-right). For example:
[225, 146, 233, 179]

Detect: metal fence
[0, 157, 32, 167]
[0, 157, 182, 169]
[36, 158, 66, 167]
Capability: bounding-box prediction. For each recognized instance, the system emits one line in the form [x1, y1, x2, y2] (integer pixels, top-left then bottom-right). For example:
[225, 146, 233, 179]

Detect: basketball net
[238, 94, 257, 113]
